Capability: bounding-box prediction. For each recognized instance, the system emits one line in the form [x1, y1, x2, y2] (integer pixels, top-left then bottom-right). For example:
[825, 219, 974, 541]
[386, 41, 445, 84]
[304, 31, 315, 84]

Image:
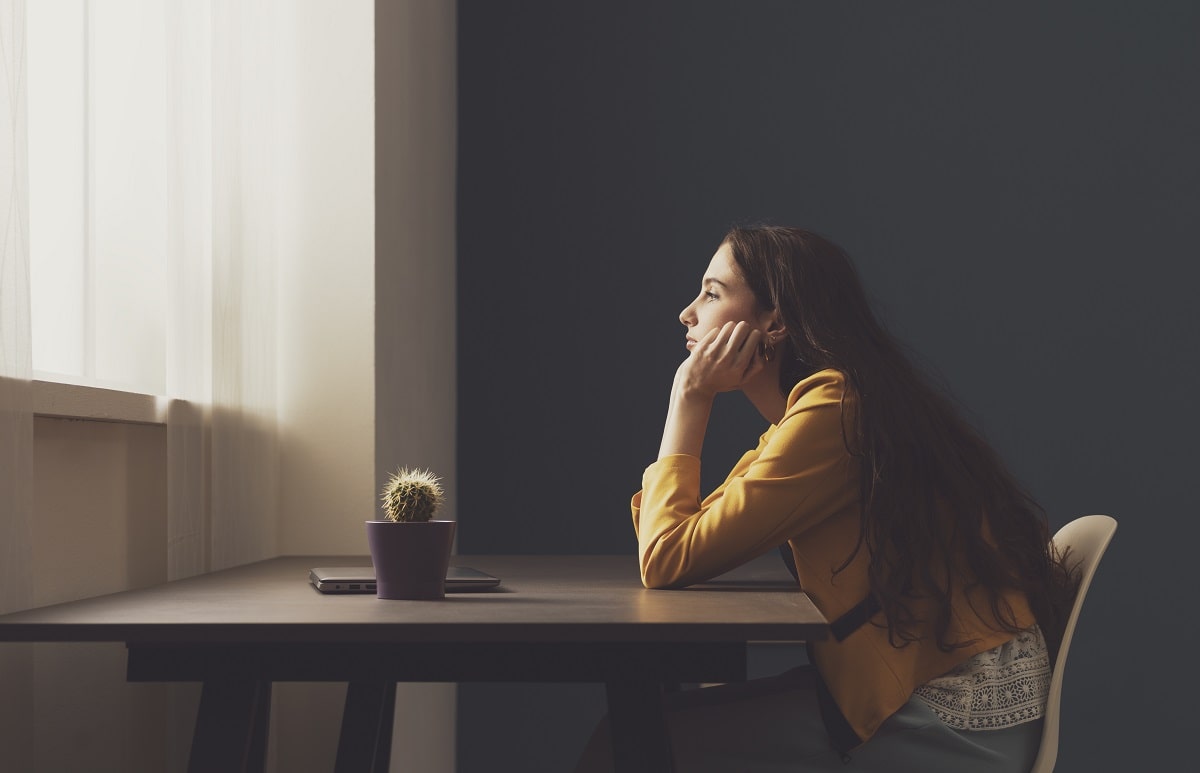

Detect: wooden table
[0, 554, 827, 773]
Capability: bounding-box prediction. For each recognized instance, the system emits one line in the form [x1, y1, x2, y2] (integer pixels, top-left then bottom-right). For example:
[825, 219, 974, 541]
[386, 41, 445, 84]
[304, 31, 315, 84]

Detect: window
[27, 0, 168, 396]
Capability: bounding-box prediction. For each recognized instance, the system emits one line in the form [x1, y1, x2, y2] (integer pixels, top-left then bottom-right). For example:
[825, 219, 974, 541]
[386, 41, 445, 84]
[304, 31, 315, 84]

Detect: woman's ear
[760, 310, 786, 341]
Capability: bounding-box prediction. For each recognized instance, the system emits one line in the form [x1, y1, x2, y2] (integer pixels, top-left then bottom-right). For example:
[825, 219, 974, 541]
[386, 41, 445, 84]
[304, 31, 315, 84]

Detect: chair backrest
[1029, 514, 1118, 773]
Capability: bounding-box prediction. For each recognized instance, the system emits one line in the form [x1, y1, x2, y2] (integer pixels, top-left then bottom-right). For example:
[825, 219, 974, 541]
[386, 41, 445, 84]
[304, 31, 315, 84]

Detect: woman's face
[679, 242, 770, 352]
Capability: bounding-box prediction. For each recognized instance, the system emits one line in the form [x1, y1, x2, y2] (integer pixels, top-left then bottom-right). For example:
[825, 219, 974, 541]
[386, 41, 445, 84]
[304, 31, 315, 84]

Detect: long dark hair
[724, 225, 1078, 657]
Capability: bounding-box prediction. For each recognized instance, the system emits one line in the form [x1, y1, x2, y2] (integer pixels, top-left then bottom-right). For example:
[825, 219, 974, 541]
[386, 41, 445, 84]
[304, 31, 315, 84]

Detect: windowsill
[32, 378, 169, 425]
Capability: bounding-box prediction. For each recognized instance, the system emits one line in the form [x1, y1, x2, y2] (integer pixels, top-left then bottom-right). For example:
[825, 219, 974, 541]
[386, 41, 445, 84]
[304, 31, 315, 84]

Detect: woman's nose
[679, 302, 694, 326]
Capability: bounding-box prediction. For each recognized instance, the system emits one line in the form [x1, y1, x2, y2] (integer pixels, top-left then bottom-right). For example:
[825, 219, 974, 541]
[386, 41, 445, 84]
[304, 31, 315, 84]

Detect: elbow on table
[639, 549, 688, 589]
[640, 570, 676, 590]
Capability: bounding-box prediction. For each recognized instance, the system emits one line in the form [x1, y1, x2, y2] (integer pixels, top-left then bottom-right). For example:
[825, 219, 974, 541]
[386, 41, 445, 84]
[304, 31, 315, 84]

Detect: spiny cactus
[381, 467, 444, 523]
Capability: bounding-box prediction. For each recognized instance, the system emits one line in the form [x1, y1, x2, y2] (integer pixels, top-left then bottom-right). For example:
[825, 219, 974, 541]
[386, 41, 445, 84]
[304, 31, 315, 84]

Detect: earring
[762, 337, 776, 362]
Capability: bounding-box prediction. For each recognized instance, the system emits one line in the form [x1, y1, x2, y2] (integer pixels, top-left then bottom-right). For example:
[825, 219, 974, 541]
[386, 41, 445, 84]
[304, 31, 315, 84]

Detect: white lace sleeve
[913, 625, 1051, 730]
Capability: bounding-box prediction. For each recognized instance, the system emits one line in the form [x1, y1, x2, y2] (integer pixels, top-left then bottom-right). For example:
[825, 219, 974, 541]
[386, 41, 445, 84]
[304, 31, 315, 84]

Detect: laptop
[309, 565, 501, 594]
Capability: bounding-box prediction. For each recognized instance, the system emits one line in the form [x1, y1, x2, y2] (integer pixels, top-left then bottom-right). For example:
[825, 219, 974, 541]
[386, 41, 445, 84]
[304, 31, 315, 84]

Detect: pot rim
[365, 518, 456, 524]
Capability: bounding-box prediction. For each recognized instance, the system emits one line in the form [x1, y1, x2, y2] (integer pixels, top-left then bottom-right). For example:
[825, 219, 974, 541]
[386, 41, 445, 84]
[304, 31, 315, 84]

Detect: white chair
[1029, 514, 1118, 773]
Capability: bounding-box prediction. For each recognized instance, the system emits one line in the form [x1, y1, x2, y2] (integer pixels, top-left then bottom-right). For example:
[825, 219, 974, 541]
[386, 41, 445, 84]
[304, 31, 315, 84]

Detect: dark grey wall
[456, 2, 1199, 770]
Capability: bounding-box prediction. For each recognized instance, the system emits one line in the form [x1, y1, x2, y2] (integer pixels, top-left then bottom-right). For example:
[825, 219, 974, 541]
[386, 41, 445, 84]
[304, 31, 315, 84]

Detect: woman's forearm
[657, 387, 714, 459]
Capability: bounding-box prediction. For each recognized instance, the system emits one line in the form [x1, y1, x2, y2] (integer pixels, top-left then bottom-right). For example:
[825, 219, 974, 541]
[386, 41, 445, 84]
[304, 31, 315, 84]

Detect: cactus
[380, 467, 445, 523]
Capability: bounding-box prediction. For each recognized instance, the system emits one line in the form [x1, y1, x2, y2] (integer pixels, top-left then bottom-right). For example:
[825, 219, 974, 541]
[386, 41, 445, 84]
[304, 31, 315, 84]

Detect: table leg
[605, 680, 675, 773]
[334, 681, 396, 773]
[187, 678, 271, 773]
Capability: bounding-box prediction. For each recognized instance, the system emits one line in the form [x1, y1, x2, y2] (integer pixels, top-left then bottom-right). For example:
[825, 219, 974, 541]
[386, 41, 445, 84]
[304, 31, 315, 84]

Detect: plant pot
[365, 519, 457, 600]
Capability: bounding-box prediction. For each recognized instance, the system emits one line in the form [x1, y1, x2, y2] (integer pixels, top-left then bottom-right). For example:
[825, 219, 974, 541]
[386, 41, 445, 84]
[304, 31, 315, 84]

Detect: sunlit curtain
[165, 0, 279, 578]
[164, 0, 213, 581]
[206, 0, 279, 571]
[0, 1, 35, 767]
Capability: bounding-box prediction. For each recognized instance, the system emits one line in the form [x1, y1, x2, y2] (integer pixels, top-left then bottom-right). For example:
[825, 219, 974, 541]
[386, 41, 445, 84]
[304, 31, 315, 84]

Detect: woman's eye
[704, 291, 719, 300]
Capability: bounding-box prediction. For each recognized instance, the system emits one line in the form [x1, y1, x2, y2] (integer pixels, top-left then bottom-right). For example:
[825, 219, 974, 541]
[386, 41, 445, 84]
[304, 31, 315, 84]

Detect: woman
[576, 226, 1077, 772]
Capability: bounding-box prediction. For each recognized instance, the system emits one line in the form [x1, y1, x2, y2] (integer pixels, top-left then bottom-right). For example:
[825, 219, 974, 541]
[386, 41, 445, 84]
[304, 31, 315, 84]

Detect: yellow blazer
[633, 369, 1035, 745]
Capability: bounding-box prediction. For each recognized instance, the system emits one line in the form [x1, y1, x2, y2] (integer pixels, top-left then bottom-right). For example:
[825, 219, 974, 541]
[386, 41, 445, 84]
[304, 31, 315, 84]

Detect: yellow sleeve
[631, 371, 856, 589]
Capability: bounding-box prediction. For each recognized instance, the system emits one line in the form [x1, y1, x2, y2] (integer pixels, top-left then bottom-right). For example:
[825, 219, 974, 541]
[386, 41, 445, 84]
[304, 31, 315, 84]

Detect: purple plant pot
[365, 519, 457, 600]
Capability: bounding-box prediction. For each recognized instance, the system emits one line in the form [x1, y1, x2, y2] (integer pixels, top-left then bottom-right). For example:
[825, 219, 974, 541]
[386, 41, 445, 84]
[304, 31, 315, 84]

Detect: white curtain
[206, 0, 280, 571]
[165, 0, 280, 578]
[165, 0, 214, 580]
[1, 0, 280, 590]
[2, 0, 282, 580]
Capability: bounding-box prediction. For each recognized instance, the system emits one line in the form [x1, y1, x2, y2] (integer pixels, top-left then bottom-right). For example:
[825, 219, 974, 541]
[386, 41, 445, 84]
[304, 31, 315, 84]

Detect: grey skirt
[574, 668, 1042, 773]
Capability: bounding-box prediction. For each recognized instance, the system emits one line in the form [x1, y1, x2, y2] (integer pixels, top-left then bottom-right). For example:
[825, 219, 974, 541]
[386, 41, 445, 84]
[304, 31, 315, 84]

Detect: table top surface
[0, 554, 827, 645]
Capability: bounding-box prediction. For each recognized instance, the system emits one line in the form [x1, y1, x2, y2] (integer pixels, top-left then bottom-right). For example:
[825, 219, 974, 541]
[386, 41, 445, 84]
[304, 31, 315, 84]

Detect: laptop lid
[309, 565, 500, 594]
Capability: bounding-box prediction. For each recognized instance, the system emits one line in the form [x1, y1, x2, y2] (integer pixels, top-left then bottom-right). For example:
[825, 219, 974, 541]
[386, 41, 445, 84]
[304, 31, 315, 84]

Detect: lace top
[913, 625, 1051, 730]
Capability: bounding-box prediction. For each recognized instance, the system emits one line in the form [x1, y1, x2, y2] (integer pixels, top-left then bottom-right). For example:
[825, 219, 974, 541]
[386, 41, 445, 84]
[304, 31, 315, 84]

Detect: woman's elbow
[639, 548, 687, 589]
[640, 568, 676, 590]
